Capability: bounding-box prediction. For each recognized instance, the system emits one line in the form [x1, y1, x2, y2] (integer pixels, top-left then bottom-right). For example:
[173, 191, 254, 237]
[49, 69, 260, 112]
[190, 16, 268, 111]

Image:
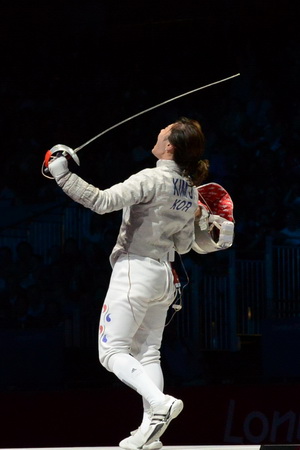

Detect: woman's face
[151, 124, 174, 160]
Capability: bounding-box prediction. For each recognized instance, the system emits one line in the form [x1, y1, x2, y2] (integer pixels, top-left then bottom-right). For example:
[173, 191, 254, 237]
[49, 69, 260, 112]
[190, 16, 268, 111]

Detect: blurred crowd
[0, 236, 113, 331]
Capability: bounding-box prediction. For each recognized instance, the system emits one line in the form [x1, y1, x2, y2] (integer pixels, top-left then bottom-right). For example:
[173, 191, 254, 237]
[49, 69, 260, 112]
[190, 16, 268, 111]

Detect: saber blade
[74, 73, 240, 153]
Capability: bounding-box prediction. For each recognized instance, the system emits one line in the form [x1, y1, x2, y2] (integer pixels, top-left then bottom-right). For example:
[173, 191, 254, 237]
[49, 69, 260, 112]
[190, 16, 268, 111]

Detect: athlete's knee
[99, 342, 131, 372]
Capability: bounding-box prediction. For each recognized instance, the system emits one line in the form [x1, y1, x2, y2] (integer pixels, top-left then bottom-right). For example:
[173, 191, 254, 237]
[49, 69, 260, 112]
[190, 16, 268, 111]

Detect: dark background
[2, 0, 298, 193]
[1, 0, 300, 447]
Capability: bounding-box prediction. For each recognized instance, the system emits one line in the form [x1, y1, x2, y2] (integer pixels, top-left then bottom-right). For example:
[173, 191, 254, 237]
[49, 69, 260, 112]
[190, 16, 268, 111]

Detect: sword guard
[47, 144, 80, 166]
[42, 144, 80, 179]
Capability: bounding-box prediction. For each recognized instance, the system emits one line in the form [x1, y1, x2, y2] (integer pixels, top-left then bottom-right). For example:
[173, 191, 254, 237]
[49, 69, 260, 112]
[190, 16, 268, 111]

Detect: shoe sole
[145, 398, 184, 445]
[143, 442, 163, 450]
[119, 439, 162, 450]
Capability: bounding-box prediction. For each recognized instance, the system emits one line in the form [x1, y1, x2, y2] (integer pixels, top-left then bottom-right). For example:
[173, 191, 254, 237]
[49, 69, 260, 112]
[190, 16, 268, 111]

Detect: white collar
[156, 159, 180, 173]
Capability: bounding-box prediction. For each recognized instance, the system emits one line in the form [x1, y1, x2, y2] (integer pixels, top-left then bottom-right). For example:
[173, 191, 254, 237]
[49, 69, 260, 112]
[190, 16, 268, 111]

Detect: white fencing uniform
[56, 159, 198, 412]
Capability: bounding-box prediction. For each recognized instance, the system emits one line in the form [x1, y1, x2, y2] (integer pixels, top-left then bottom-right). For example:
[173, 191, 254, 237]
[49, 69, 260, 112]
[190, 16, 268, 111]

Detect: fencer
[46, 117, 209, 449]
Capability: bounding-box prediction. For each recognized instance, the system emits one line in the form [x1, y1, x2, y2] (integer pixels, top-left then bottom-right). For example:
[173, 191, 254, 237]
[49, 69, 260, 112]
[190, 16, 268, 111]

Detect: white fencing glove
[48, 156, 69, 181]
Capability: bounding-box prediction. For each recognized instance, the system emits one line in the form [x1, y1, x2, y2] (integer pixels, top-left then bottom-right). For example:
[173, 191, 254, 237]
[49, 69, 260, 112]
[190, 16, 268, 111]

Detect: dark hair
[169, 117, 209, 186]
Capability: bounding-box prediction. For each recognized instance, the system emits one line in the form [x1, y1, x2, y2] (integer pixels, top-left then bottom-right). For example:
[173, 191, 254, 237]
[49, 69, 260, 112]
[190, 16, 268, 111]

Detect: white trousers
[98, 253, 175, 410]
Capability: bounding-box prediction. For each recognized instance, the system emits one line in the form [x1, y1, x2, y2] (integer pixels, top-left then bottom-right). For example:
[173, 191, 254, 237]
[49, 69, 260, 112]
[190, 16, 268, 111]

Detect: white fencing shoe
[119, 395, 183, 449]
[146, 395, 184, 445]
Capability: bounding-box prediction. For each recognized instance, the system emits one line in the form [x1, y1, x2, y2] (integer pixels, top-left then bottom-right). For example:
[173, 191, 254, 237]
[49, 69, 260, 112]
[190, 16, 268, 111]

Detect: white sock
[140, 362, 164, 434]
[109, 353, 165, 407]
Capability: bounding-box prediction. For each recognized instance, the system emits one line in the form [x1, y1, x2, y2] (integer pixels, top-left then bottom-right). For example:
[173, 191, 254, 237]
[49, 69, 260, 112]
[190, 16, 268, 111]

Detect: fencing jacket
[56, 159, 199, 267]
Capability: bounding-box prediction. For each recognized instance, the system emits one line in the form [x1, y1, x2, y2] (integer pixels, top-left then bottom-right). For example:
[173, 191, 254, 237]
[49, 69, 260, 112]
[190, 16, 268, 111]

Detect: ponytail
[169, 117, 209, 186]
[184, 158, 210, 186]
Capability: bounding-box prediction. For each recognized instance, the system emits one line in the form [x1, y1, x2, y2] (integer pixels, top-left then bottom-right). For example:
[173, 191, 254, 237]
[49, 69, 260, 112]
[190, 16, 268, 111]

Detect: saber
[42, 73, 240, 178]
[74, 73, 240, 153]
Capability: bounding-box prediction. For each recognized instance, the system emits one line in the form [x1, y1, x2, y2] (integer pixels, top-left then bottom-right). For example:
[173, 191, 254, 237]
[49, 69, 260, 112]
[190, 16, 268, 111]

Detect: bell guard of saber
[41, 73, 240, 178]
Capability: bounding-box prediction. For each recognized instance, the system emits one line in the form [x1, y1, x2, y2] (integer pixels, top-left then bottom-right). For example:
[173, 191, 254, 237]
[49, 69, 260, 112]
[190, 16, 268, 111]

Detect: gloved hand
[48, 156, 69, 181]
